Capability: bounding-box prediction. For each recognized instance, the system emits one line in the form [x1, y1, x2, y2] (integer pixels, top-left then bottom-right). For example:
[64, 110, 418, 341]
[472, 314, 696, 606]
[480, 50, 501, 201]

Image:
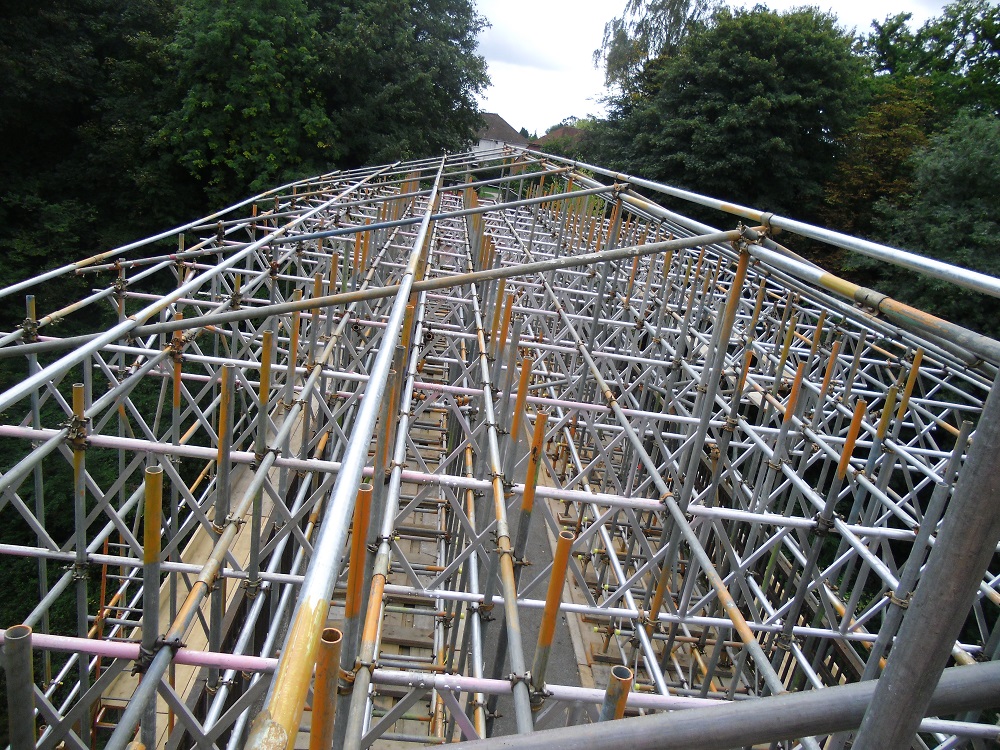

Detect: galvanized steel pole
[449, 660, 1000, 750]
[3, 624, 36, 750]
[852, 375, 1000, 749]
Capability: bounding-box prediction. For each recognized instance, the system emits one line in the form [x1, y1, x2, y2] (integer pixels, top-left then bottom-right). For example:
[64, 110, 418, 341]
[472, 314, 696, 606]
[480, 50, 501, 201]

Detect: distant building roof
[477, 113, 529, 146]
[530, 126, 585, 148]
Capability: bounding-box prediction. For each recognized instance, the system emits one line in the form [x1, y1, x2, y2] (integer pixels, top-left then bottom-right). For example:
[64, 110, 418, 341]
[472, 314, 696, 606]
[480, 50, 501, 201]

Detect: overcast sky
[474, 0, 951, 135]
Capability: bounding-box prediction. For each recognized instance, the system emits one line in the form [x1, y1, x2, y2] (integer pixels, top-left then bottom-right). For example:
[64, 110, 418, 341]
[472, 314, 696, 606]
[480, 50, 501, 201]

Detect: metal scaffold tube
[449, 660, 1000, 750]
[3, 624, 36, 750]
[0, 148, 998, 750]
[246, 158, 447, 750]
[851, 372, 1000, 749]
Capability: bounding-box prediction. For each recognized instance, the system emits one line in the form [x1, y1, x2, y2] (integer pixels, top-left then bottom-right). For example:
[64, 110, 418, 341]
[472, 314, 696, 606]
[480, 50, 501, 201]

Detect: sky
[474, 0, 950, 136]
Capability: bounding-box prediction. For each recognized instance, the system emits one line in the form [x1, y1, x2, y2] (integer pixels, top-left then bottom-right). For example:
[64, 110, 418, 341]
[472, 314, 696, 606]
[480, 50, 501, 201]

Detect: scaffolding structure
[1, 148, 1000, 750]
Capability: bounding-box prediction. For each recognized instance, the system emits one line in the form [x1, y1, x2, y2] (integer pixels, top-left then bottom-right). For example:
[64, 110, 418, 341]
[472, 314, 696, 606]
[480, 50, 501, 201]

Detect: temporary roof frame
[1, 148, 999, 750]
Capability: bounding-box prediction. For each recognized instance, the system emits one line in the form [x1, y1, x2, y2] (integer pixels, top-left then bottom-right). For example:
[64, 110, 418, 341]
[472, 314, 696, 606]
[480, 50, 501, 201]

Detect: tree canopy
[156, 0, 488, 195]
[158, 0, 334, 199]
[827, 0, 1000, 237]
[864, 0, 1000, 115]
[857, 113, 1000, 336]
[0, 0, 188, 314]
[588, 7, 866, 220]
[313, 0, 488, 167]
[593, 0, 717, 93]
[0, 0, 489, 316]
[821, 77, 935, 238]
[577, 0, 1000, 335]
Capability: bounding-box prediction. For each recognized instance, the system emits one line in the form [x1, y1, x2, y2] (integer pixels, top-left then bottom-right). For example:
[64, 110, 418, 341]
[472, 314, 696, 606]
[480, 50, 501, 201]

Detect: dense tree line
[577, 0, 1000, 337]
[0, 0, 488, 318]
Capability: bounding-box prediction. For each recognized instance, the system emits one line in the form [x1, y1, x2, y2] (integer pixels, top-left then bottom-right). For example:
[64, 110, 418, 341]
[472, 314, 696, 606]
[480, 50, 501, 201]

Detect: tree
[822, 77, 935, 239]
[593, 0, 716, 93]
[824, 0, 999, 251]
[545, 116, 581, 134]
[0, 0, 491, 311]
[617, 7, 866, 220]
[0, 0, 100, 301]
[863, 113, 1000, 337]
[0, 0, 183, 315]
[864, 0, 1000, 115]
[80, 0, 196, 240]
[157, 0, 334, 201]
[311, 0, 489, 167]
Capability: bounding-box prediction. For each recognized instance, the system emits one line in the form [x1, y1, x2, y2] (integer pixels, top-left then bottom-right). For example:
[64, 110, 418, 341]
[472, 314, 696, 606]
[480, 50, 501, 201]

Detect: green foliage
[859, 113, 1000, 337]
[593, 0, 717, 93]
[311, 0, 489, 168]
[0, 0, 489, 325]
[535, 117, 588, 159]
[864, 0, 1000, 116]
[577, 112, 634, 175]
[0, 0, 185, 321]
[157, 0, 334, 201]
[0, 0, 99, 151]
[539, 135, 583, 160]
[151, 0, 489, 204]
[822, 77, 935, 239]
[0, 0, 98, 306]
[545, 116, 572, 134]
[823, 0, 1000, 288]
[79, 0, 199, 237]
[591, 7, 866, 221]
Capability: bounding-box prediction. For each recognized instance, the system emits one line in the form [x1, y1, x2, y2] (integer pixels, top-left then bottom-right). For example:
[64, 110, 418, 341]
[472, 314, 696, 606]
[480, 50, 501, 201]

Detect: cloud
[476, 0, 620, 71]
[479, 61, 608, 135]
[473, 0, 626, 133]
[477, 28, 563, 71]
